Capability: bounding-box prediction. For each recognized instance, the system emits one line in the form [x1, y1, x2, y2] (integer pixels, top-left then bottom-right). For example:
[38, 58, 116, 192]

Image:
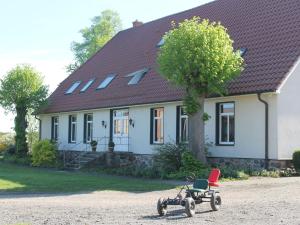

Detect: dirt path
[0, 177, 299, 225]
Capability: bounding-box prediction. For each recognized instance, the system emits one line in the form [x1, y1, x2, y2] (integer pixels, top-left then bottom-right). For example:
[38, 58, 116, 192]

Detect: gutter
[257, 93, 269, 169]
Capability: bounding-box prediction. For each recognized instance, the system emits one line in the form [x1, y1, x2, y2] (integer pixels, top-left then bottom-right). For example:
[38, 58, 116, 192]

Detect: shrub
[166, 151, 210, 180]
[292, 150, 300, 171]
[153, 142, 188, 174]
[31, 140, 57, 167]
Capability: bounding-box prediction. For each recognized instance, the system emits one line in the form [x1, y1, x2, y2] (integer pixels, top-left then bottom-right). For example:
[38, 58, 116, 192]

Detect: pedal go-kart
[157, 168, 221, 217]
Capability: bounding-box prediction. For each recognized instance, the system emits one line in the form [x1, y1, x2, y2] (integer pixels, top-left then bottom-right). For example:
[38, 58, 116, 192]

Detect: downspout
[257, 93, 269, 169]
[34, 115, 42, 141]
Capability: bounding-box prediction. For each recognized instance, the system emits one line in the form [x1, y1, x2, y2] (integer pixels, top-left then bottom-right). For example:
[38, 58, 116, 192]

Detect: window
[217, 102, 235, 145]
[65, 81, 81, 94]
[68, 115, 77, 143]
[156, 38, 165, 47]
[240, 47, 247, 56]
[84, 114, 93, 143]
[113, 110, 129, 135]
[51, 116, 59, 141]
[80, 79, 95, 92]
[151, 108, 164, 144]
[126, 68, 149, 85]
[97, 74, 116, 89]
[178, 106, 188, 143]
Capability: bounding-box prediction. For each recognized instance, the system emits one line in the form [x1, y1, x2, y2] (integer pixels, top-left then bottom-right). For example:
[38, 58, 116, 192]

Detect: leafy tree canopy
[0, 64, 48, 112]
[157, 17, 243, 114]
[67, 10, 122, 73]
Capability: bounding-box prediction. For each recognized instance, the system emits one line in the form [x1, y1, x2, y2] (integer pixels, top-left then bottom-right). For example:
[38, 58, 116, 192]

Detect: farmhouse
[39, 0, 300, 168]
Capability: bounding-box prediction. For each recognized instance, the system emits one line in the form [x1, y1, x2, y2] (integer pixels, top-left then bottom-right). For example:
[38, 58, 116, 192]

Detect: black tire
[210, 193, 222, 211]
[157, 198, 167, 216]
[185, 197, 196, 217]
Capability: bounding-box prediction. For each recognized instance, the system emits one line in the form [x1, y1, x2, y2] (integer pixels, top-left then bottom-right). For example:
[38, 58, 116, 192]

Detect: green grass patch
[0, 162, 175, 193]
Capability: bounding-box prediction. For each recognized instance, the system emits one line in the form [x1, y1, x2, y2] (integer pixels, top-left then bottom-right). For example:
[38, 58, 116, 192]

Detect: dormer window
[80, 79, 95, 92]
[97, 74, 116, 89]
[126, 68, 149, 85]
[240, 47, 247, 56]
[156, 38, 165, 47]
[65, 81, 81, 94]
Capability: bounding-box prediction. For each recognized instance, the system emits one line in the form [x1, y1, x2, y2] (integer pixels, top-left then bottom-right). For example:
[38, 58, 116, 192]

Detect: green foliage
[220, 166, 250, 180]
[1, 154, 31, 166]
[0, 133, 14, 152]
[31, 140, 57, 167]
[67, 10, 122, 73]
[292, 150, 300, 171]
[167, 151, 210, 179]
[153, 142, 188, 174]
[157, 17, 243, 114]
[0, 64, 48, 156]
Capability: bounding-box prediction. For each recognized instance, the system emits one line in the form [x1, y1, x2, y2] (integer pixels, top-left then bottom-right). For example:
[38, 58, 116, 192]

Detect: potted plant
[108, 140, 115, 152]
[90, 140, 98, 152]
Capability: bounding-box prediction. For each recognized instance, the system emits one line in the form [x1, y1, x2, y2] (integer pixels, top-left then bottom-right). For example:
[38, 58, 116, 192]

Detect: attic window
[97, 74, 116, 89]
[65, 81, 81, 94]
[80, 79, 95, 92]
[240, 47, 247, 56]
[156, 38, 165, 47]
[126, 68, 149, 85]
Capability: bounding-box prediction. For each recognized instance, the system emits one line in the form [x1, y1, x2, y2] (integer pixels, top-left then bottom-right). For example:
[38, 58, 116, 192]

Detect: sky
[0, 0, 212, 132]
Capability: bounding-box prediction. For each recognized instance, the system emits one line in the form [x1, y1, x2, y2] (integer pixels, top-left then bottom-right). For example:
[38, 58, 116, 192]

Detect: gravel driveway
[0, 177, 299, 225]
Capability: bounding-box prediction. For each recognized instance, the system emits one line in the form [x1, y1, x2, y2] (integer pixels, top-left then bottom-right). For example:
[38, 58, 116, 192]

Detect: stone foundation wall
[207, 157, 292, 169]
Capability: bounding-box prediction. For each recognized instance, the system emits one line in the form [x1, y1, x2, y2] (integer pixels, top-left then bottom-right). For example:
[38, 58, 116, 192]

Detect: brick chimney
[132, 20, 143, 28]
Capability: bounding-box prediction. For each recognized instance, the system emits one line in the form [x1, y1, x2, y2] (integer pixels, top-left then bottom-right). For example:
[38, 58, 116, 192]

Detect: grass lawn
[0, 162, 175, 193]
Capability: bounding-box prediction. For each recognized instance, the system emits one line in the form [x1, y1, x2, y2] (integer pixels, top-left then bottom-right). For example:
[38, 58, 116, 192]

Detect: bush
[4, 145, 16, 155]
[292, 150, 300, 171]
[153, 142, 188, 174]
[1, 154, 31, 165]
[219, 166, 249, 179]
[31, 140, 57, 167]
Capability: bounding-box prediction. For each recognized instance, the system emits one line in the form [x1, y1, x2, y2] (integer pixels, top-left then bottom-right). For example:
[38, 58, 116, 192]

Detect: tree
[67, 10, 122, 73]
[157, 17, 243, 162]
[0, 65, 48, 156]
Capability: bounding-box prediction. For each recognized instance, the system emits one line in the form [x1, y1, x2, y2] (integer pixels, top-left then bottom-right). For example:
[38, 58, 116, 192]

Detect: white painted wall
[204, 94, 278, 159]
[39, 94, 280, 159]
[277, 59, 300, 159]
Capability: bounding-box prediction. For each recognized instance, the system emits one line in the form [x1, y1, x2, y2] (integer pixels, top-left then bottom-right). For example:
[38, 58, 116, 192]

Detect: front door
[113, 109, 129, 151]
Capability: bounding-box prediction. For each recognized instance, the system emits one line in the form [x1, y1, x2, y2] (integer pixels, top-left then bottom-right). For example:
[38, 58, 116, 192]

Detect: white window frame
[70, 115, 77, 143]
[53, 116, 59, 141]
[219, 103, 235, 145]
[179, 107, 188, 143]
[86, 114, 93, 143]
[153, 108, 164, 144]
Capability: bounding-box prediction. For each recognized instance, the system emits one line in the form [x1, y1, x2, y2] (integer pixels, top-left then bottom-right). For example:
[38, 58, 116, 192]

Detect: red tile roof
[42, 0, 300, 114]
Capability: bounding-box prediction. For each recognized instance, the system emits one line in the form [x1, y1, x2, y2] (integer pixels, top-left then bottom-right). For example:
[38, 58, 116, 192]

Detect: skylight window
[97, 74, 116, 89]
[240, 47, 247, 57]
[156, 38, 165, 47]
[80, 79, 95, 92]
[65, 81, 81, 94]
[126, 68, 149, 85]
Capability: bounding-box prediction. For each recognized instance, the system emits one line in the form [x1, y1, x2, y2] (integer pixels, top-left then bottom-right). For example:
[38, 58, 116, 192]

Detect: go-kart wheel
[210, 193, 221, 211]
[157, 198, 167, 216]
[185, 197, 196, 217]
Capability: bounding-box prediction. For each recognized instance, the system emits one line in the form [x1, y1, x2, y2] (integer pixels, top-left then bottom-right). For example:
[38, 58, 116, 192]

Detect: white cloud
[0, 50, 71, 132]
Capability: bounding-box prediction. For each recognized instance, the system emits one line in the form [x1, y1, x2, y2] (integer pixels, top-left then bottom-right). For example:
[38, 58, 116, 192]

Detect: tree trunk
[188, 95, 207, 163]
[15, 105, 28, 156]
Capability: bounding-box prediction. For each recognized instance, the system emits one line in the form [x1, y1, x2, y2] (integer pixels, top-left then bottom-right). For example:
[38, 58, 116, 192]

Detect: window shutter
[215, 103, 220, 145]
[176, 106, 180, 144]
[109, 109, 113, 142]
[51, 117, 54, 140]
[150, 109, 154, 144]
[68, 115, 71, 143]
[83, 114, 87, 143]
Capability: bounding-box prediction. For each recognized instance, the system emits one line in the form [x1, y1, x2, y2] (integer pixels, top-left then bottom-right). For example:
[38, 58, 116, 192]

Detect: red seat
[208, 168, 221, 187]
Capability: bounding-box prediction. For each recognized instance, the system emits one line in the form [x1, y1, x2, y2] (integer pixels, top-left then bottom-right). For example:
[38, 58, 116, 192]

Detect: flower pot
[92, 147, 97, 152]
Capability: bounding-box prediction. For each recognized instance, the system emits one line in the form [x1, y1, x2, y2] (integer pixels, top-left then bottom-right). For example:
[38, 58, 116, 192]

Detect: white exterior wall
[205, 94, 278, 159]
[40, 94, 279, 159]
[39, 102, 178, 154]
[277, 59, 300, 159]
